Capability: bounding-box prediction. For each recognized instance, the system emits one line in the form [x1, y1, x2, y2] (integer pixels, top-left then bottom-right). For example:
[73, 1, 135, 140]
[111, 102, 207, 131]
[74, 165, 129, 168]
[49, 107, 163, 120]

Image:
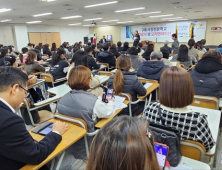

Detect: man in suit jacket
[100, 35, 106, 44]
[0, 66, 69, 170]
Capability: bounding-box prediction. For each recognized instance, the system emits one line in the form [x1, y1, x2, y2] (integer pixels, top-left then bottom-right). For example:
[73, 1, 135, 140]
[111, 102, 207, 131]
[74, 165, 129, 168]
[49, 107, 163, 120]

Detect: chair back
[138, 77, 158, 84]
[181, 140, 206, 162]
[98, 71, 113, 77]
[191, 95, 219, 110]
[40, 73, 54, 83]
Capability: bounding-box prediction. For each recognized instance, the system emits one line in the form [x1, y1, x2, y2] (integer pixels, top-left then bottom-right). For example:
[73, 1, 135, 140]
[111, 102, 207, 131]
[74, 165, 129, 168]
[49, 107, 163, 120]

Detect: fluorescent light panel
[117, 21, 134, 23]
[149, 14, 174, 18]
[1, 19, 12, 22]
[102, 19, 119, 22]
[85, 1, 118, 8]
[68, 23, 82, 26]
[61, 15, 82, 19]
[115, 7, 145, 13]
[0, 8, 11, 13]
[84, 18, 103, 21]
[26, 21, 42, 24]
[135, 11, 161, 15]
[33, 13, 52, 17]
[161, 17, 183, 20]
[169, 19, 188, 21]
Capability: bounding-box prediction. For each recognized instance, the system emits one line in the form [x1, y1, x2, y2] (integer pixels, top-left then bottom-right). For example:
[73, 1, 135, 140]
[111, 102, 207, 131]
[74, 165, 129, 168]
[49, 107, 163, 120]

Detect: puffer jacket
[137, 61, 169, 81]
[97, 51, 116, 67]
[108, 71, 146, 115]
[190, 57, 222, 99]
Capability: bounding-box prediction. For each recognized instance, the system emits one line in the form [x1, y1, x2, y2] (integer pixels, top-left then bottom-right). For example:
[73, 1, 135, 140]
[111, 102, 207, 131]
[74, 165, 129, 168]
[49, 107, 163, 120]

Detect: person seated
[85, 116, 159, 170]
[122, 42, 130, 52]
[97, 43, 116, 67]
[160, 40, 171, 54]
[142, 44, 154, 60]
[160, 48, 172, 67]
[49, 48, 69, 84]
[51, 42, 57, 52]
[110, 44, 121, 58]
[67, 50, 103, 96]
[62, 42, 72, 59]
[143, 66, 215, 152]
[43, 44, 52, 57]
[127, 46, 145, 71]
[0, 48, 9, 66]
[84, 46, 100, 71]
[58, 65, 115, 160]
[26, 43, 33, 50]
[117, 41, 123, 52]
[201, 39, 208, 51]
[142, 41, 149, 51]
[4, 55, 18, 67]
[172, 45, 192, 69]
[195, 41, 207, 53]
[24, 51, 45, 75]
[91, 44, 97, 57]
[216, 44, 222, 54]
[19, 47, 29, 64]
[108, 55, 146, 116]
[137, 51, 169, 81]
[188, 39, 200, 64]
[190, 51, 222, 99]
[137, 43, 144, 56]
[0, 66, 74, 170]
[8, 45, 19, 58]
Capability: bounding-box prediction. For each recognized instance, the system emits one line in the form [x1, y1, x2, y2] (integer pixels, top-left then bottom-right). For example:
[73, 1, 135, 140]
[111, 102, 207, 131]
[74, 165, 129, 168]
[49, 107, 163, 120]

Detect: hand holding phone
[154, 142, 169, 170]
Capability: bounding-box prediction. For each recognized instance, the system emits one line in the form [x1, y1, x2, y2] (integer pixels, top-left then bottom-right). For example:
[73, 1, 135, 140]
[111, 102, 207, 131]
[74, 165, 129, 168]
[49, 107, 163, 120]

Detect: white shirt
[0, 97, 15, 113]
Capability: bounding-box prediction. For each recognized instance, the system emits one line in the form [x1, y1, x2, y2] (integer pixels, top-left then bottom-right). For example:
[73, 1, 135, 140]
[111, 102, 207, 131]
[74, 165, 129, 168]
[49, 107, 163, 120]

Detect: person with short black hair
[0, 48, 9, 66]
[0, 66, 74, 170]
[43, 44, 52, 57]
[110, 44, 121, 58]
[97, 42, 116, 67]
[127, 46, 145, 70]
[91, 44, 97, 57]
[160, 40, 171, 54]
[27, 43, 33, 50]
[137, 51, 169, 81]
[84, 46, 100, 70]
[88, 42, 92, 47]
[100, 35, 106, 44]
[4, 55, 17, 67]
[122, 42, 130, 52]
[0, 44, 3, 49]
[171, 33, 179, 54]
[117, 41, 123, 52]
[188, 39, 199, 63]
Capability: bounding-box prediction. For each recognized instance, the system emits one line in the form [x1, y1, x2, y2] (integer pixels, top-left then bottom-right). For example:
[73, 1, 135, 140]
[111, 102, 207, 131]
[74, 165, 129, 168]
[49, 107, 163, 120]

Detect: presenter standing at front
[133, 30, 140, 47]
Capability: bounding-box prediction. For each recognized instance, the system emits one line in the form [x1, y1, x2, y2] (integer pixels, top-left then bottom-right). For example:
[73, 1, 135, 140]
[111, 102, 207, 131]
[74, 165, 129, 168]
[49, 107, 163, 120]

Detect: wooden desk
[92, 64, 107, 73]
[137, 83, 159, 99]
[187, 106, 221, 156]
[219, 98, 222, 108]
[95, 100, 129, 128]
[47, 84, 71, 99]
[91, 75, 109, 89]
[20, 118, 86, 170]
[28, 79, 45, 89]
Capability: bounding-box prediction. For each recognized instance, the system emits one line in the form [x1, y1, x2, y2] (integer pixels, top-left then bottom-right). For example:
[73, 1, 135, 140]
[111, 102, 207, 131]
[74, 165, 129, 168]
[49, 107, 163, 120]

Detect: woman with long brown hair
[133, 30, 140, 47]
[86, 116, 160, 170]
[108, 55, 146, 116]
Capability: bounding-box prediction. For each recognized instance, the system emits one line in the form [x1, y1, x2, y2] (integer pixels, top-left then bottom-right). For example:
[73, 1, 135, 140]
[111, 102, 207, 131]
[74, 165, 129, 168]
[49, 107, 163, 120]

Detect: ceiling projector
[91, 22, 97, 26]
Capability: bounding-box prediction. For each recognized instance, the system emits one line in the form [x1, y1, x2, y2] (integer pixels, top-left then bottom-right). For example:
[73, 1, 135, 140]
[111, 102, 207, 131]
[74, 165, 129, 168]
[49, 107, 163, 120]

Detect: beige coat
[67, 64, 103, 96]
[188, 47, 199, 63]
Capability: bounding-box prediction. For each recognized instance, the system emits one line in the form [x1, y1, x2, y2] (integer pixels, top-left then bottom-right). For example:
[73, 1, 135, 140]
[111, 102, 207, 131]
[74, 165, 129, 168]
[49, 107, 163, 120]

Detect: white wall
[13, 25, 29, 51]
[0, 26, 15, 47]
[27, 26, 90, 45]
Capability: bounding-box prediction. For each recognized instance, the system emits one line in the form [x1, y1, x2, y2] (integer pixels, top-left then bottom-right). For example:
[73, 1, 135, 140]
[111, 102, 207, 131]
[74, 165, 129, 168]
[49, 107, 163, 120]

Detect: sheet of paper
[111, 69, 117, 73]
[144, 83, 153, 89]
[100, 65, 106, 69]
[168, 56, 173, 61]
[114, 96, 125, 110]
[171, 62, 177, 66]
[169, 165, 192, 170]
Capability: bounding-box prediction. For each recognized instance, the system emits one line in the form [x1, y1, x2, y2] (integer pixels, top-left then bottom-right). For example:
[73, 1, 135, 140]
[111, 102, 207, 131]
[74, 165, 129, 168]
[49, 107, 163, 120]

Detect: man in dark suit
[100, 35, 106, 44]
[0, 67, 69, 170]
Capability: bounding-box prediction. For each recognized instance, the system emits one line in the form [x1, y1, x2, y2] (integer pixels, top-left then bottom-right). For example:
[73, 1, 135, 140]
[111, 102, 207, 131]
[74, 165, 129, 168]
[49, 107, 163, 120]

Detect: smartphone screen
[39, 124, 54, 135]
[154, 144, 168, 169]
[106, 89, 113, 99]
[102, 94, 108, 103]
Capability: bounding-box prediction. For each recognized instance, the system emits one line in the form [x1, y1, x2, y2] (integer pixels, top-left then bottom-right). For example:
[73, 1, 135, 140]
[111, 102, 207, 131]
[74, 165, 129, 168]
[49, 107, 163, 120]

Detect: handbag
[149, 104, 182, 167]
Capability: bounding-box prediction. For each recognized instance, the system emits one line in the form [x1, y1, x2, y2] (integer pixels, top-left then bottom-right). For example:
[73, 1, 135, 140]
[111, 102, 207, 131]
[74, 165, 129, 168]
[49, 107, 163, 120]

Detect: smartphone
[102, 94, 108, 103]
[39, 123, 54, 135]
[106, 89, 114, 99]
[154, 142, 169, 170]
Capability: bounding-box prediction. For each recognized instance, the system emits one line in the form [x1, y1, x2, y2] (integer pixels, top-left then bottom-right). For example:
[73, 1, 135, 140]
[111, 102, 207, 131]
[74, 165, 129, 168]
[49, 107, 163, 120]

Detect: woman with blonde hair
[86, 116, 160, 170]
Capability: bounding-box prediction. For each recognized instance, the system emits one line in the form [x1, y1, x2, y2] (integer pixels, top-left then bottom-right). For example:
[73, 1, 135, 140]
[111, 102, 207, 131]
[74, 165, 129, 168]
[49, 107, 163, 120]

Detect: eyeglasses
[19, 85, 29, 97]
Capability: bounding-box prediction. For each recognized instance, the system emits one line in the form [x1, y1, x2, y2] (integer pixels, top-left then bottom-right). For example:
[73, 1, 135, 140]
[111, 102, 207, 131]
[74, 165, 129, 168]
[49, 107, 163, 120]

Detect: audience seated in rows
[96, 43, 116, 67]
[58, 65, 115, 159]
[110, 44, 121, 58]
[127, 46, 145, 71]
[160, 40, 171, 54]
[84, 46, 100, 71]
[143, 66, 215, 152]
[172, 45, 192, 69]
[67, 50, 103, 96]
[0, 48, 9, 66]
[43, 44, 52, 57]
[137, 51, 169, 81]
[108, 55, 146, 116]
[86, 116, 159, 170]
[142, 44, 154, 60]
[188, 39, 199, 64]
[117, 41, 123, 52]
[190, 50, 222, 99]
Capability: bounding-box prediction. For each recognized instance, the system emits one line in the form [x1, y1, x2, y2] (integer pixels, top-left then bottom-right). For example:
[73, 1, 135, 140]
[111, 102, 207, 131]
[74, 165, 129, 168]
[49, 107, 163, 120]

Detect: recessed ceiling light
[33, 13, 52, 17]
[68, 23, 82, 26]
[85, 1, 118, 8]
[102, 19, 119, 22]
[116, 21, 134, 23]
[39, 0, 56, 2]
[0, 8, 12, 13]
[135, 11, 161, 15]
[169, 19, 188, 21]
[0, 19, 12, 22]
[195, 11, 202, 13]
[161, 17, 183, 20]
[26, 21, 42, 24]
[84, 18, 103, 21]
[149, 14, 174, 18]
[174, 6, 185, 9]
[61, 15, 82, 19]
[115, 7, 145, 13]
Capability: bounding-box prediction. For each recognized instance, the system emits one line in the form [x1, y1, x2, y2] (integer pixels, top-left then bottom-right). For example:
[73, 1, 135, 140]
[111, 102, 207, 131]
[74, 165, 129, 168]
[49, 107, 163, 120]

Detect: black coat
[108, 71, 146, 115]
[43, 48, 52, 57]
[142, 52, 152, 60]
[109, 48, 121, 58]
[117, 47, 123, 52]
[160, 45, 171, 54]
[137, 61, 169, 81]
[87, 55, 100, 70]
[0, 100, 61, 170]
[50, 58, 69, 80]
[97, 51, 116, 67]
[190, 57, 222, 99]
[99, 38, 106, 44]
